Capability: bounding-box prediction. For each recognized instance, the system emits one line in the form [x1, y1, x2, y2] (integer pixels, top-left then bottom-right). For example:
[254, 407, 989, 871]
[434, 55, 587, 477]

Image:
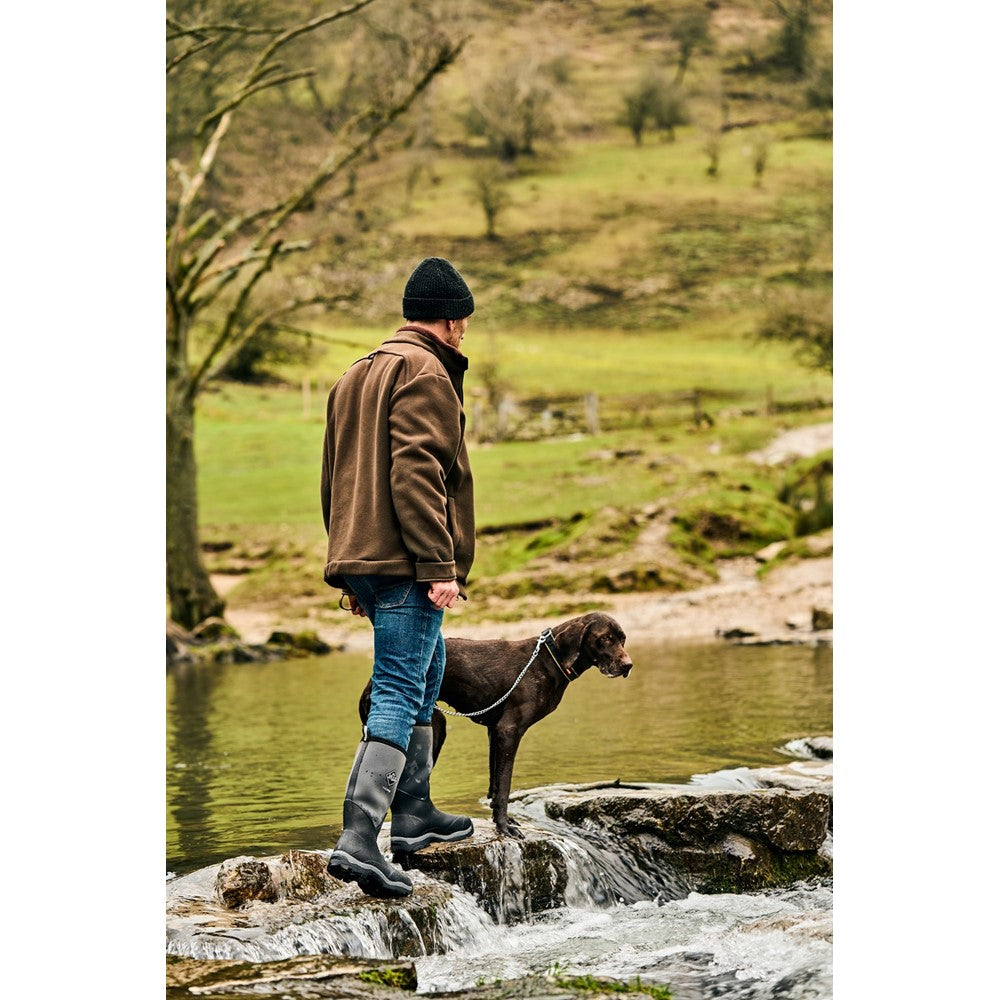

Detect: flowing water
[166, 639, 832, 997]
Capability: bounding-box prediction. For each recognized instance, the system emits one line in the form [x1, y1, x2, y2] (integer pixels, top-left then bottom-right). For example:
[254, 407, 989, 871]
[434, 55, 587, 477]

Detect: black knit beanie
[402, 257, 475, 320]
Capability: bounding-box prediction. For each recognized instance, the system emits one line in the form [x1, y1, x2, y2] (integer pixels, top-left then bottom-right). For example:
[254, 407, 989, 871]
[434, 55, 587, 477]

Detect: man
[320, 257, 476, 898]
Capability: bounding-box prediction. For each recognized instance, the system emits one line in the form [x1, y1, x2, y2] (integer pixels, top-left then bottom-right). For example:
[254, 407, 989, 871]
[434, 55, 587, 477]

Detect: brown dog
[359, 612, 633, 837]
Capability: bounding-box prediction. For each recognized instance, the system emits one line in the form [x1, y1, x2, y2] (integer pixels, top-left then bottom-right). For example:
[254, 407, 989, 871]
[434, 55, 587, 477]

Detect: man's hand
[347, 595, 366, 618]
[427, 580, 460, 610]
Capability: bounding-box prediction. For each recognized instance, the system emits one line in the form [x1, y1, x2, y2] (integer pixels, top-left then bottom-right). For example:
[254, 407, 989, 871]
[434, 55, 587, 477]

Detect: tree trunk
[166, 382, 224, 629]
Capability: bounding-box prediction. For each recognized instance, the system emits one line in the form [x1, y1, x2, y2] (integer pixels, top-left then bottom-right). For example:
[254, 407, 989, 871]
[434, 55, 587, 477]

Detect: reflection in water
[166, 640, 831, 875]
[166, 663, 220, 867]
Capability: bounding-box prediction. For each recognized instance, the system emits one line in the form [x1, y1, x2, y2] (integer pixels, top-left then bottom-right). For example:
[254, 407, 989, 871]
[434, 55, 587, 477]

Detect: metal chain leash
[436, 629, 554, 718]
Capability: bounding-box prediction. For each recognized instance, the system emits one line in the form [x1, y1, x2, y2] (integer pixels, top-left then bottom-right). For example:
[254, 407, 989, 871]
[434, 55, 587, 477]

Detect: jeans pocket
[373, 577, 415, 609]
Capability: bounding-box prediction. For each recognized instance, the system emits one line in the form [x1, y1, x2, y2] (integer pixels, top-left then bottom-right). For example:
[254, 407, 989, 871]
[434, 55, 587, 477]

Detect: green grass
[195, 324, 830, 531]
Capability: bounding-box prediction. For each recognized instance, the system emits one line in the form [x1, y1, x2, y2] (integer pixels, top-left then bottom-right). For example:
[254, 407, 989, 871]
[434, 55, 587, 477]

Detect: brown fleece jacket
[321, 326, 475, 597]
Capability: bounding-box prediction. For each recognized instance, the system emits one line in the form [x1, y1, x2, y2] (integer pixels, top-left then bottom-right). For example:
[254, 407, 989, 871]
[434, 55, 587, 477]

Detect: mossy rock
[191, 617, 241, 642]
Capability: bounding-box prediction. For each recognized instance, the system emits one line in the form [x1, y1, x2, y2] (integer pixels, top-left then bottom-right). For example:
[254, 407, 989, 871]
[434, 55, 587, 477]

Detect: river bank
[219, 551, 831, 654]
[211, 421, 833, 654]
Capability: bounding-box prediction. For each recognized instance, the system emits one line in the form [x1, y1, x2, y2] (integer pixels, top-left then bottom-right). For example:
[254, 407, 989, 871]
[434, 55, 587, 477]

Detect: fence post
[469, 399, 483, 441]
[302, 376, 311, 417]
[497, 395, 515, 441]
[584, 393, 600, 435]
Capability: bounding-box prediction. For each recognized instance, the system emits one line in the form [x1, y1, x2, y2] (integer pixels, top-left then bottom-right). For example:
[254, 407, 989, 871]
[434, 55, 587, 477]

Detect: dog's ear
[558, 615, 595, 658]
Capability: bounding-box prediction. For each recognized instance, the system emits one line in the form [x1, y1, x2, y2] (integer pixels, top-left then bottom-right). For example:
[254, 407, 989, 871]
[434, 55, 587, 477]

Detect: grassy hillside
[178, 0, 833, 629]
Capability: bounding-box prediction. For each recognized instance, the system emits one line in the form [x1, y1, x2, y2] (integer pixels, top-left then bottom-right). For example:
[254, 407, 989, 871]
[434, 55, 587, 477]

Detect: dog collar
[541, 628, 581, 681]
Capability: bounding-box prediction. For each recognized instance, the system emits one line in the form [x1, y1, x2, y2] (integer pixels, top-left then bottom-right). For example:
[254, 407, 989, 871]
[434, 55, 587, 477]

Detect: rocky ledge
[506, 758, 832, 897]
[168, 752, 832, 967]
[167, 617, 339, 667]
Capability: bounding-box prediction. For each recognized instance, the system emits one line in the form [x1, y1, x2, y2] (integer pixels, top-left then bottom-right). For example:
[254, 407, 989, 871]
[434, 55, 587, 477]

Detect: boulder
[755, 540, 787, 563]
[509, 775, 832, 894]
[277, 849, 342, 901]
[811, 607, 833, 631]
[266, 629, 333, 656]
[168, 854, 481, 962]
[216, 858, 279, 908]
[191, 617, 240, 643]
[213, 850, 347, 909]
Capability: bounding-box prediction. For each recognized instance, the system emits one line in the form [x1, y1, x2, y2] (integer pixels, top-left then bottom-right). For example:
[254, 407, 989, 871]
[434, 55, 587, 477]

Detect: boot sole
[327, 850, 413, 898]
[391, 820, 475, 854]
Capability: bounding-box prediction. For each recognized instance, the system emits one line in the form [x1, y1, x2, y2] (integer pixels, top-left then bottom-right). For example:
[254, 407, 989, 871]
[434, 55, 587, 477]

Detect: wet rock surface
[168, 748, 834, 997]
[166, 953, 418, 999]
[167, 847, 483, 962]
[398, 821, 570, 921]
[509, 759, 833, 894]
[167, 953, 672, 1000]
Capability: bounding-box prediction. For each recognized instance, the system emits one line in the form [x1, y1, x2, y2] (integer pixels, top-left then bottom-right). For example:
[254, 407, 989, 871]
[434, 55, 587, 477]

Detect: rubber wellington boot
[390, 724, 475, 853]
[327, 735, 413, 898]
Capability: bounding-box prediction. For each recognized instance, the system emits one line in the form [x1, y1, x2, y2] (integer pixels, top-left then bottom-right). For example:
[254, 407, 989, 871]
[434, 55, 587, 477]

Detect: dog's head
[564, 612, 633, 678]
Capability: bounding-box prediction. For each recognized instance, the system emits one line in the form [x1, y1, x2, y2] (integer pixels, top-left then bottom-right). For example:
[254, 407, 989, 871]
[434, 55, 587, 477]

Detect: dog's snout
[621, 658, 633, 677]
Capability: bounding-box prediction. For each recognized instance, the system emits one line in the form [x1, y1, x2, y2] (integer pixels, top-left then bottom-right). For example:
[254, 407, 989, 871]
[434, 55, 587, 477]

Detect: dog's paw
[495, 821, 525, 840]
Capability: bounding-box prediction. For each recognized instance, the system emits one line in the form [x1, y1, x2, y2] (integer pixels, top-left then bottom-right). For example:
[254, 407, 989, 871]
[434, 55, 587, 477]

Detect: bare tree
[464, 54, 562, 161]
[769, 0, 828, 78]
[669, 6, 713, 84]
[470, 164, 513, 239]
[166, 0, 464, 628]
[702, 130, 722, 177]
[755, 288, 832, 373]
[750, 131, 772, 186]
[621, 71, 687, 146]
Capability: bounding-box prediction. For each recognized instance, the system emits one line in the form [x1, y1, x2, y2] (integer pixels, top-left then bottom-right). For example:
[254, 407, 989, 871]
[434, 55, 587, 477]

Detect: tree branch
[247, 0, 381, 86]
[166, 35, 221, 74]
[194, 241, 312, 295]
[175, 209, 270, 307]
[167, 111, 231, 276]
[188, 242, 284, 396]
[252, 37, 465, 248]
[166, 18, 279, 42]
[198, 68, 317, 134]
[204, 296, 333, 382]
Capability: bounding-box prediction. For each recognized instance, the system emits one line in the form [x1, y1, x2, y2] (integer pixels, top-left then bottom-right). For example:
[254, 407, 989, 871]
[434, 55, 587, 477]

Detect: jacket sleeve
[387, 373, 462, 581]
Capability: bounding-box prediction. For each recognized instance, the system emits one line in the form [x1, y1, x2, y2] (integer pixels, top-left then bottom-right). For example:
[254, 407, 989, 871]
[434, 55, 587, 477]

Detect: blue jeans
[342, 574, 446, 752]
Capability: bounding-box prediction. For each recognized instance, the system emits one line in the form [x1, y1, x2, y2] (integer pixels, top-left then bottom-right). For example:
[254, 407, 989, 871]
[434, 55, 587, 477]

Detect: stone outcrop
[508, 764, 832, 895]
[166, 953, 418, 997]
[215, 850, 343, 908]
[167, 622, 338, 667]
[168, 750, 834, 963]
[167, 856, 477, 962]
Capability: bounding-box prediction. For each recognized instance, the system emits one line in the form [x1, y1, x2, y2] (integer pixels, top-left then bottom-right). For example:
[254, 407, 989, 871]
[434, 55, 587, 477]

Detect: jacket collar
[385, 325, 468, 404]
[388, 325, 468, 371]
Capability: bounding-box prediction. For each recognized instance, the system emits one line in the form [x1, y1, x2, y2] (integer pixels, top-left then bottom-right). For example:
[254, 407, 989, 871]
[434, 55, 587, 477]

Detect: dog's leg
[487, 726, 498, 802]
[490, 722, 526, 839]
[431, 708, 446, 765]
[358, 681, 372, 728]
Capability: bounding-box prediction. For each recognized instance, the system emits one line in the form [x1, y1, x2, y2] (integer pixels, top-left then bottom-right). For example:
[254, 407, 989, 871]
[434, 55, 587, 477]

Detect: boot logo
[383, 769, 398, 792]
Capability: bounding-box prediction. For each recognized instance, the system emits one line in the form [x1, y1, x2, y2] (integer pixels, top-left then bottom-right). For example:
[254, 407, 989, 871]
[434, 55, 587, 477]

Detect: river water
[166, 638, 832, 997]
